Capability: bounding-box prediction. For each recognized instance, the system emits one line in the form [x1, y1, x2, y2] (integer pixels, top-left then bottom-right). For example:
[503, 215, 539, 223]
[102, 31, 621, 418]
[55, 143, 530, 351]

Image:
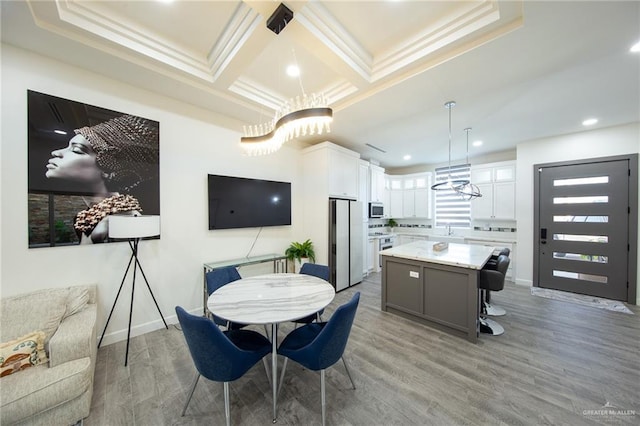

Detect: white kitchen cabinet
[301, 142, 361, 265]
[369, 164, 385, 203]
[389, 190, 403, 218]
[471, 161, 515, 220]
[328, 147, 359, 198]
[367, 238, 375, 272]
[397, 173, 432, 218]
[359, 160, 369, 220]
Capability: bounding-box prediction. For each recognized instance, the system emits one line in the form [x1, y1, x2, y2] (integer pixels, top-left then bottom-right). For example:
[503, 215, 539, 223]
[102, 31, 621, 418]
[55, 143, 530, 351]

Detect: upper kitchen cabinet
[302, 142, 360, 199]
[369, 164, 386, 203]
[402, 174, 432, 218]
[471, 161, 516, 220]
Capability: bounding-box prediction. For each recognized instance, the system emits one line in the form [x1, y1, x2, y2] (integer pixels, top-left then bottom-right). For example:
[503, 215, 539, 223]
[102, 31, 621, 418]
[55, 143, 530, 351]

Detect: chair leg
[277, 357, 289, 399]
[181, 373, 201, 416]
[263, 324, 270, 339]
[320, 369, 326, 426]
[263, 357, 272, 384]
[223, 381, 231, 426]
[342, 356, 356, 389]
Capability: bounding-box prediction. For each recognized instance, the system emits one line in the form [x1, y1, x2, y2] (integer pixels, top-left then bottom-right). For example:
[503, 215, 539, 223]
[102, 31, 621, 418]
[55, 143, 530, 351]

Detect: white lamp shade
[108, 215, 160, 239]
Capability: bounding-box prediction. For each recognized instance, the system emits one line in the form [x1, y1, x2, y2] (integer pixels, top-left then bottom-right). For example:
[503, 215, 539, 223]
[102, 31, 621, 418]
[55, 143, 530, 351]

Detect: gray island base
[380, 241, 496, 343]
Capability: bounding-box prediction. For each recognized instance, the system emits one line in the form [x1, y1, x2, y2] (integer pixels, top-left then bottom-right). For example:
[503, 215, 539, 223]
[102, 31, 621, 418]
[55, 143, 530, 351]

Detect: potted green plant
[285, 239, 316, 272]
[387, 218, 398, 231]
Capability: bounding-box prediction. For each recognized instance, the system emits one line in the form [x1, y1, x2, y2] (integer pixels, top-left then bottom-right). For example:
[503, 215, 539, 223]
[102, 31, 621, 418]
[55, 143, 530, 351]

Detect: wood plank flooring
[86, 273, 640, 425]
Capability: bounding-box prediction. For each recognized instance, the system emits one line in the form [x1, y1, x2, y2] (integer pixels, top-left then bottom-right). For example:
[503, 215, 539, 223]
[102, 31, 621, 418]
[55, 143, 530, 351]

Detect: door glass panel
[553, 270, 608, 283]
[553, 234, 608, 242]
[553, 196, 608, 204]
[553, 215, 608, 222]
[553, 176, 609, 186]
[553, 252, 608, 263]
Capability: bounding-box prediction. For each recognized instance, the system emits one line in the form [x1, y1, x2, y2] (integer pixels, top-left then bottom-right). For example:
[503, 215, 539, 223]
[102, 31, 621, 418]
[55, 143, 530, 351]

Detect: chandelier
[456, 127, 482, 200]
[240, 94, 333, 156]
[240, 3, 333, 156]
[431, 101, 470, 191]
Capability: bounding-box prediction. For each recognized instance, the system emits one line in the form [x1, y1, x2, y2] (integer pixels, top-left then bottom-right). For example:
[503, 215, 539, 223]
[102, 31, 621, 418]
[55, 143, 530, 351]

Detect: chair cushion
[0, 357, 92, 424]
[0, 331, 48, 378]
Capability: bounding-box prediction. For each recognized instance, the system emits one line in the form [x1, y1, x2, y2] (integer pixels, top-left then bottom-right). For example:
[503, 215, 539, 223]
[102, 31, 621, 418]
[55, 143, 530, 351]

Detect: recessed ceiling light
[286, 65, 300, 77]
[630, 40, 640, 52]
[403, 154, 411, 161]
[157, 0, 174, 3]
[472, 140, 483, 147]
[582, 118, 598, 126]
[53, 129, 67, 135]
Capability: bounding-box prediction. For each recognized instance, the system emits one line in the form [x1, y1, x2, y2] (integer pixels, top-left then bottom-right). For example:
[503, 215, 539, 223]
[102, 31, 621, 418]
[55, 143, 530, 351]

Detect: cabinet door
[389, 191, 403, 218]
[370, 166, 386, 202]
[471, 183, 494, 219]
[328, 149, 358, 198]
[359, 162, 369, 219]
[414, 189, 430, 218]
[402, 190, 415, 217]
[471, 167, 493, 184]
[494, 164, 515, 182]
[367, 239, 375, 271]
[493, 181, 515, 219]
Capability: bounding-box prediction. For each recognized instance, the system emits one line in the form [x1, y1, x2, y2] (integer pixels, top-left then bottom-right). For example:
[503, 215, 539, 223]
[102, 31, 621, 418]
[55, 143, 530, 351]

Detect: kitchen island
[380, 241, 496, 343]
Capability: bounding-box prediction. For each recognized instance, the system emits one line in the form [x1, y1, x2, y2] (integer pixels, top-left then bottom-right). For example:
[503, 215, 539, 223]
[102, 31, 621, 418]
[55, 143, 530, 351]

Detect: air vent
[266, 3, 293, 35]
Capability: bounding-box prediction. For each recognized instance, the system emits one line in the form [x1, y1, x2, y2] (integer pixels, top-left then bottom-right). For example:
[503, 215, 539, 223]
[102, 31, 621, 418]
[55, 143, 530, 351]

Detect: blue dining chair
[205, 266, 246, 330]
[294, 263, 330, 324]
[175, 306, 271, 426]
[277, 292, 360, 426]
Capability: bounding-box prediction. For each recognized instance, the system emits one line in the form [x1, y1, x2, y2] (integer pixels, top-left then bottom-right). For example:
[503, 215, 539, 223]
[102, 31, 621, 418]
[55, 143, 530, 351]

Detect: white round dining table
[207, 272, 335, 422]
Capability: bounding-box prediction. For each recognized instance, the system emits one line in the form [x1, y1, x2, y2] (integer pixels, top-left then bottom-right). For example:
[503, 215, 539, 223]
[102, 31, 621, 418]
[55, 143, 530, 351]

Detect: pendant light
[456, 127, 482, 200]
[431, 101, 469, 191]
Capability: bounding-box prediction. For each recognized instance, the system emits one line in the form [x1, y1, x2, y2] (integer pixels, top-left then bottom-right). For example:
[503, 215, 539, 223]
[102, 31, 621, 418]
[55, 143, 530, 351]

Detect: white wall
[1, 45, 304, 344]
[515, 122, 640, 304]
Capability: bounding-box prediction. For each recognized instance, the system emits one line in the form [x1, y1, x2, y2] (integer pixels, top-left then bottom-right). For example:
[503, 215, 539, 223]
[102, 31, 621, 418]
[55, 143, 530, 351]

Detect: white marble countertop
[207, 273, 335, 324]
[380, 241, 496, 270]
[390, 231, 516, 244]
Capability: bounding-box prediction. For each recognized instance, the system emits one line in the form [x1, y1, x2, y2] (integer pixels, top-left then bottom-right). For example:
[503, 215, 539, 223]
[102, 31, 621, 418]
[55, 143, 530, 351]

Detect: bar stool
[479, 254, 510, 336]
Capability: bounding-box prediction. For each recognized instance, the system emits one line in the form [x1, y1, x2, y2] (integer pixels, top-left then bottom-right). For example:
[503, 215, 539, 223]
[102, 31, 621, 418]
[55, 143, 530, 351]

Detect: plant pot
[295, 258, 309, 273]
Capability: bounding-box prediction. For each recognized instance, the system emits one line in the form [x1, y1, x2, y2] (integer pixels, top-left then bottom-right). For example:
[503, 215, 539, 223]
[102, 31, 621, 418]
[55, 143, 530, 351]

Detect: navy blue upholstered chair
[205, 266, 245, 330]
[176, 306, 271, 426]
[277, 292, 360, 426]
[294, 263, 330, 324]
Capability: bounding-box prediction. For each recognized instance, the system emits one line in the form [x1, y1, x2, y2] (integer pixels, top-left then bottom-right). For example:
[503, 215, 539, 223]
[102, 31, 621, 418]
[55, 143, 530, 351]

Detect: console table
[202, 253, 288, 315]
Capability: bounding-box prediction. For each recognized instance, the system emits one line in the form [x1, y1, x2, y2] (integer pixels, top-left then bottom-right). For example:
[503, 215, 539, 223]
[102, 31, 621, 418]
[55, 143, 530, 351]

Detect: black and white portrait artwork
[27, 90, 160, 248]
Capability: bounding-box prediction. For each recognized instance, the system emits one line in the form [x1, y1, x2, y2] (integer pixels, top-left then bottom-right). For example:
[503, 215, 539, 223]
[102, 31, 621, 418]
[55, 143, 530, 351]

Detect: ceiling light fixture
[630, 40, 640, 52]
[403, 154, 411, 160]
[472, 140, 483, 147]
[240, 3, 333, 156]
[582, 118, 598, 126]
[456, 127, 482, 200]
[431, 101, 469, 191]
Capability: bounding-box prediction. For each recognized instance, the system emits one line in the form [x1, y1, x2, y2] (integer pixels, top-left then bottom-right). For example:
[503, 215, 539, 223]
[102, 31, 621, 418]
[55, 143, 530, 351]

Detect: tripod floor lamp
[98, 215, 167, 366]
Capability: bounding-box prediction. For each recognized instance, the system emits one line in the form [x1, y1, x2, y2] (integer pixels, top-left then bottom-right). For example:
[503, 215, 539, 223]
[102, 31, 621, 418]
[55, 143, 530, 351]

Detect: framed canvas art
[27, 90, 160, 248]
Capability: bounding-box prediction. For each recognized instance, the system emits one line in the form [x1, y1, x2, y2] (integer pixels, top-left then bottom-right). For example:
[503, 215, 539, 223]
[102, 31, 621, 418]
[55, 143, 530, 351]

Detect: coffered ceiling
[2, 1, 639, 169]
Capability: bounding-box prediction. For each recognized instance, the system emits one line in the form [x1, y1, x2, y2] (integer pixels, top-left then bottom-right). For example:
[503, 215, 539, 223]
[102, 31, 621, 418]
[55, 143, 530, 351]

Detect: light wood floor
[86, 273, 640, 425]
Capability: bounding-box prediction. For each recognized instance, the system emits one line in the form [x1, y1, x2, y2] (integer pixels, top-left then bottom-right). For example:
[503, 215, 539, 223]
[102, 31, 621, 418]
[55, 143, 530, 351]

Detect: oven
[379, 235, 395, 266]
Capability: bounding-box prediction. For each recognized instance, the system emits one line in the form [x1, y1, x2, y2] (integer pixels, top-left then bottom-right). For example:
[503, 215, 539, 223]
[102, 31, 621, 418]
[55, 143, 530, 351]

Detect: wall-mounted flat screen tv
[208, 174, 292, 230]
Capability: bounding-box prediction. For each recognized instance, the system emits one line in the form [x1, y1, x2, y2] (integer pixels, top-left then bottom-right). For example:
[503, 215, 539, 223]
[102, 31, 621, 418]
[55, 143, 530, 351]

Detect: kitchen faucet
[446, 224, 453, 236]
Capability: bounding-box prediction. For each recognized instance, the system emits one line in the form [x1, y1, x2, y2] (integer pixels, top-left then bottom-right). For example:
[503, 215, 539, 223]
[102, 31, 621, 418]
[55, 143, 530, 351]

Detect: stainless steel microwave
[369, 202, 384, 218]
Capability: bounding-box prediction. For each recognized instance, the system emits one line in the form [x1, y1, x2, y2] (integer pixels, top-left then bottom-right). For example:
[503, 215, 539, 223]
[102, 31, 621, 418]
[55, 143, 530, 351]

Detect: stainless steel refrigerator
[329, 199, 363, 292]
